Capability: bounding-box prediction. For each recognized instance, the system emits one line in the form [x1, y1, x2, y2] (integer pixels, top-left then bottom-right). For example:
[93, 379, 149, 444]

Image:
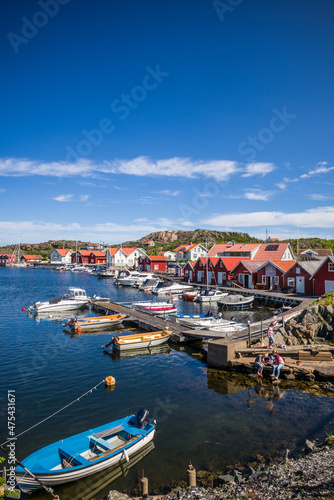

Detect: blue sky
[0, 0, 333, 244]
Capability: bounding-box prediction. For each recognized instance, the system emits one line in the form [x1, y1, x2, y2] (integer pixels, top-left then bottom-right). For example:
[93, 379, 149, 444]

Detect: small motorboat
[138, 277, 163, 292]
[28, 288, 90, 313]
[191, 317, 240, 329]
[182, 290, 200, 301]
[15, 409, 155, 493]
[170, 313, 219, 327]
[67, 314, 127, 332]
[90, 295, 111, 303]
[97, 269, 117, 279]
[194, 289, 228, 303]
[152, 281, 193, 295]
[109, 330, 171, 350]
[132, 301, 177, 315]
[217, 294, 254, 309]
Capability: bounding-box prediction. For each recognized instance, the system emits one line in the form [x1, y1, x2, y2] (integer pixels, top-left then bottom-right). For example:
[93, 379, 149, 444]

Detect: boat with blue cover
[15, 409, 155, 493]
[170, 313, 223, 327]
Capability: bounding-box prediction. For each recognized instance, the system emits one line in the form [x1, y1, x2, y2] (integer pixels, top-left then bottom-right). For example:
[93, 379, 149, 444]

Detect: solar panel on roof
[265, 244, 279, 251]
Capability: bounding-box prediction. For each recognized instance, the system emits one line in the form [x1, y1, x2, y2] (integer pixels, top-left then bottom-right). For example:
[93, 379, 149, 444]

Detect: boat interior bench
[89, 435, 115, 451]
[58, 446, 90, 466]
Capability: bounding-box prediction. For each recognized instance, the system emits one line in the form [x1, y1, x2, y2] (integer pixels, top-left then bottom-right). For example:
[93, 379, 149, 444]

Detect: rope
[1, 379, 105, 447]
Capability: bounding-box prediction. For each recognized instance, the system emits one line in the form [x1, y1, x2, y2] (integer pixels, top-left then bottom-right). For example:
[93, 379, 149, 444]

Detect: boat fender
[104, 376, 116, 386]
[77, 326, 82, 334]
[22, 307, 26, 311]
[122, 449, 129, 462]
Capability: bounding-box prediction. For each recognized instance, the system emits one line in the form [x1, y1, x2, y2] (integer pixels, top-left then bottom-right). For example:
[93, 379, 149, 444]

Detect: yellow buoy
[104, 376, 116, 387]
[49, 315, 53, 319]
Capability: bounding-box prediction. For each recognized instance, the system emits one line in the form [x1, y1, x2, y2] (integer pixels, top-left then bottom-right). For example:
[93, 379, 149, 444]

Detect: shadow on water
[26, 441, 155, 500]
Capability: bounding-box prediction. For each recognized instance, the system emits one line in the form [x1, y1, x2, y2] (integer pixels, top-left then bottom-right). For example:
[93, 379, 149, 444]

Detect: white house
[159, 251, 176, 261]
[49, 248, 73, 264]
[175, 244, 207, 261]
[106, 247, 147, 268]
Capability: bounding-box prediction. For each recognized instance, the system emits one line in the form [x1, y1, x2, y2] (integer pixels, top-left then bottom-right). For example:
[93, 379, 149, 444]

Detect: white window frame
[296, 267, 300, 274]
[154, 264, 159, 270]
[287, 277, 295, 286]
[238, 274, 243, 283]
[262, 275, 266, 284]
[222, 272, 226, 280]
[274, 276, 279, 285]
[329, 262, 334, 272]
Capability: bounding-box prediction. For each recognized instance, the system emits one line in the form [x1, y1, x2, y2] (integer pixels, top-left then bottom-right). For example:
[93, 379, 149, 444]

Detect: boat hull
[112, 331, 171, 351]
[16, 430, 155, 492]
[15, 414, 155, 493]
[35, 300, 89, 312]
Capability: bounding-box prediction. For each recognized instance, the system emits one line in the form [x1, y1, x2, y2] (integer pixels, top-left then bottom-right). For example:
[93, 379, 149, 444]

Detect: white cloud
[309, 193, 330, 201]
[244, 190, 271, 201]
[0, 156, 277, 182]
[0, 219, 177, 245]
[204, 206, 334, 228]
[79, 194, 90, 202]
[156, 189, 180, 196]
[241, 162, 276, 178]
[276, 182, 286, 190]
[53, 194, 73, 202]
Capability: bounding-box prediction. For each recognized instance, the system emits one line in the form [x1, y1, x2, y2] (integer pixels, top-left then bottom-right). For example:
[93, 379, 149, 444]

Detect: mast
[205, 239, 208, 289]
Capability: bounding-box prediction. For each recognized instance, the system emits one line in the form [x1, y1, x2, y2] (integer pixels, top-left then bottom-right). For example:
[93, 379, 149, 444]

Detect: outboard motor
[136, 408, 149, 428]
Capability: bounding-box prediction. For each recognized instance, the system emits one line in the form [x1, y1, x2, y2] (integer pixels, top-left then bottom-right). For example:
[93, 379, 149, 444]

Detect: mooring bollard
[247, 320, 251, 347]
[187, 461, 196, 487]
[141, 469, 148, 496]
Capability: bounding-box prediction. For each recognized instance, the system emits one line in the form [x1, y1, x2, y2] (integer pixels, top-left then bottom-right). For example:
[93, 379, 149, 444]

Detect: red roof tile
[219, 257, 250, 271]
[253, 243, 292, 261]
[148, 255, 168, 261]
[55, 248, 72, 256]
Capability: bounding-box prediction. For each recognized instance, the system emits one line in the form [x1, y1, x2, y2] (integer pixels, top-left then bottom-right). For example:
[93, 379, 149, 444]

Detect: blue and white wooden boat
[15, 409, 155, 493]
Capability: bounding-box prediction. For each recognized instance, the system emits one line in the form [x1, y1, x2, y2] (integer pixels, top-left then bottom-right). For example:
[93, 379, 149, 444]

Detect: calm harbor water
[1, 267, 334, 499]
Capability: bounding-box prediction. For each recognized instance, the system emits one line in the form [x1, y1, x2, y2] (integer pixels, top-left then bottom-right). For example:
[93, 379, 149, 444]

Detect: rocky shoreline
[104, 437, 334, 500]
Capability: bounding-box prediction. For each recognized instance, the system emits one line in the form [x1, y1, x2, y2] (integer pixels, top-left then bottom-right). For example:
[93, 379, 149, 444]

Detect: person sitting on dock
[267, 322, 276, 348]
[264, 353, 274, 366]
[254, 354, 265, 377]
[270, 352, 285, 380]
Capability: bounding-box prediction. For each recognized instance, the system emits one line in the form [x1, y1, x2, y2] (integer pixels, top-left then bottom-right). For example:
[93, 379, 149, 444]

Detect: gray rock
[218, 474, 235, 484]
[304, 439, 316, 455]
[233, 470, 243, 483]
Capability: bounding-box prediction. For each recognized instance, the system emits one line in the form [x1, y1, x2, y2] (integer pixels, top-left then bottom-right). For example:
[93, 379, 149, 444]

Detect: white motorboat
[97, 269, 117, 279]
[207, 322, 247, 333]
[111, 330, 171, 350]
[28, 288, 90, 313]
[114, 270, 141, 286]
[191, 317, 241, 330]
[217, 294, 254, 309]
[132, 273, 157, 287]
[132, 300, 177, 315]
[169, 313, 220, 327]
[194, 289, 228, 303]
[138, 277, 163, 292]
[71, 265, 89, 273]
[152, 281, 193, 296]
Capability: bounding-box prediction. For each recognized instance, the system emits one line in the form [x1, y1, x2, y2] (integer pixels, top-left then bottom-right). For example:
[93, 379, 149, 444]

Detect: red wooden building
[0, 254, 16, 265]
[183, 261, 196, 281]
[71, 250, 91, 264]
[282, 261, 321, 294]
[230, 261, 264, 288]
[175, 263, 185, 277]
[138, 255, 168, 273]
[309, 256, 334, 296]
[213, 257, 250, 285]
[255, 261, 295, 290]
[88, 251, 106, 265]
[20, 255, 43, 264]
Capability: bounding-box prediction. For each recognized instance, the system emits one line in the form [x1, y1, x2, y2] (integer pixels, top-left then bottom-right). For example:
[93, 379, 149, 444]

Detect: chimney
[232, 240, 235, 246]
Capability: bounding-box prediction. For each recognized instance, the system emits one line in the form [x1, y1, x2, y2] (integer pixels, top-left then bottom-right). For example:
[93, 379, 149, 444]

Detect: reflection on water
[28, 442, 155, 500]
[104, 344, 172, 359]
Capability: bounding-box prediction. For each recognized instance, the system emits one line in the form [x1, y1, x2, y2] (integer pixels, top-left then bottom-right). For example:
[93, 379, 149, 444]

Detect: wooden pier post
[187, 461, 196, 487]
[247, 320, 251, 347]
[141, 469, 148, 496]
[260, 316, 263, 345]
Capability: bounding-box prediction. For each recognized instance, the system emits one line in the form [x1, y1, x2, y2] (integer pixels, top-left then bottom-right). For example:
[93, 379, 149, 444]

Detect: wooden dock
[92, 294, 314, 343]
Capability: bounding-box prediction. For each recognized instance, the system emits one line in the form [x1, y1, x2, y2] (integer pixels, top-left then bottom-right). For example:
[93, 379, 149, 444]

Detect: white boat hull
[35, 300, 89, 312]
[115, 335, 170, 350]
[16, 430, 155, 492]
